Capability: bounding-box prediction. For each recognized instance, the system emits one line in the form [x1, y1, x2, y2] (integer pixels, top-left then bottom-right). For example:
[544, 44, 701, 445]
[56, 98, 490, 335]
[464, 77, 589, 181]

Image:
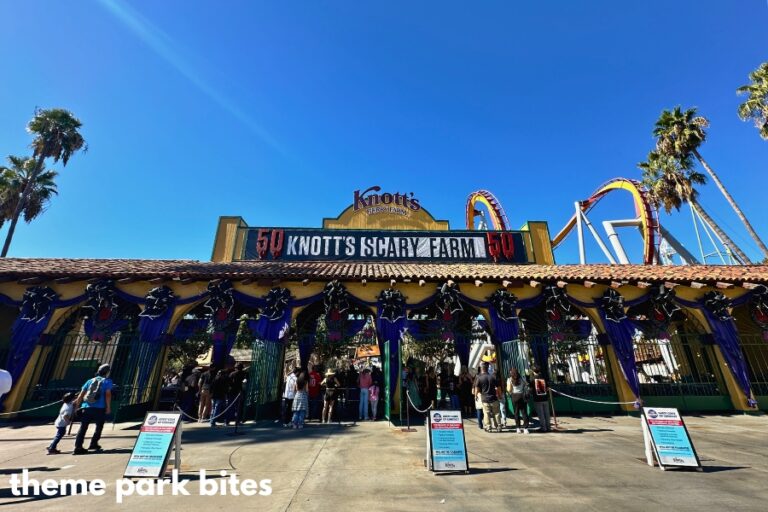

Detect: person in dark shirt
[227, 363, 247, 426]
[209, 370, 230, 427]
[321, 370, 341, 423]
[182, 368, 200, 422]
[473, 362, 502, 432]
[531, 366, 551, 432]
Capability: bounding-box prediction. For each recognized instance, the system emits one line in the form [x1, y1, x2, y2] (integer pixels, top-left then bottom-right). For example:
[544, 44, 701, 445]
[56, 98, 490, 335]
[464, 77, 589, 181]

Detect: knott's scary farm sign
[353, 186, 421, 217]
[242, 228, 530, 264]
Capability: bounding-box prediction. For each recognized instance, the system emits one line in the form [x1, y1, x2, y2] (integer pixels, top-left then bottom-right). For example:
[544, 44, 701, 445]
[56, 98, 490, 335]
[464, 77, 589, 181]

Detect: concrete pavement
[1, 413, 766, 511]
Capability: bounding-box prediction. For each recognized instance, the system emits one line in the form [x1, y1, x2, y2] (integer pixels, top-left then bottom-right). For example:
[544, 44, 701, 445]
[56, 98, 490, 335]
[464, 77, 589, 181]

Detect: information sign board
[124, 412, 182, 478]
[641, 407, 701, 470]
[427, 410, 469, 473]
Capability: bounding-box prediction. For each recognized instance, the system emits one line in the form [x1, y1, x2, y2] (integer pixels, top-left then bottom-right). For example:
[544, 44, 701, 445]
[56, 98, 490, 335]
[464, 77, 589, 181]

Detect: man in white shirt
[281, 368, 299, 427]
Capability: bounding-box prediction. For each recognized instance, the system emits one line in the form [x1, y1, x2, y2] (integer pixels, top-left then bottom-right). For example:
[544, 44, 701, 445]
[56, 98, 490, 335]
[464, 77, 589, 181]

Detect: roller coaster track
[551, 178, 659, 265]
[466, 190, 511, 231]
[467, 179, 659, 264]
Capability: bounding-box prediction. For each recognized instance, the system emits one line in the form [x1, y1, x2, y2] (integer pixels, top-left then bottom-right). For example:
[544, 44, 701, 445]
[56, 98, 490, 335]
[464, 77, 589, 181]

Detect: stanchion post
[401, 391, 416, 432]
[549, 388, 558, 430]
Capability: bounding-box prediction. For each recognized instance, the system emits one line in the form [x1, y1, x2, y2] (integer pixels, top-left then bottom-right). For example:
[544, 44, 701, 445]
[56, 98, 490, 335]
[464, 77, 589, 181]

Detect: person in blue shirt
[72, 364, 113, 455]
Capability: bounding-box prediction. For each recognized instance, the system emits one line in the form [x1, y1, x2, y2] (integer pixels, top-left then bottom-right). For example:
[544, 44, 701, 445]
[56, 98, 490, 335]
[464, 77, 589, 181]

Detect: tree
[737, 62, 768, 140]
[639, 150, 750, 264]
[1, 108, 86, 257]
[0, 156, 59, 229]
[652, 106, 768, 259]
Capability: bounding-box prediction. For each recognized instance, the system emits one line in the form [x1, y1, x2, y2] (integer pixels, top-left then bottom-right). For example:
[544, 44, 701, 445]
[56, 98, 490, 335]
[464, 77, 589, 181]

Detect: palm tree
[1, 108, 85, 257]
[639, 150, 751, 264]
[653, 106, 768, 260]
[0, 156, 59, 229]
[737, 62, 768, 140]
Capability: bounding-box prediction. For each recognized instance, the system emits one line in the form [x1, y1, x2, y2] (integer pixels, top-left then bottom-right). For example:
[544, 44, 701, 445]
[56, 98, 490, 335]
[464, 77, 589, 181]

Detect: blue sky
[0, 1, 766, 264]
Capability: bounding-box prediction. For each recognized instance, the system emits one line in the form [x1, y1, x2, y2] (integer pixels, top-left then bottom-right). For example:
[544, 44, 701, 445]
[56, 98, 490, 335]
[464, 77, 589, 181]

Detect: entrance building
[1, 186, 767, 421]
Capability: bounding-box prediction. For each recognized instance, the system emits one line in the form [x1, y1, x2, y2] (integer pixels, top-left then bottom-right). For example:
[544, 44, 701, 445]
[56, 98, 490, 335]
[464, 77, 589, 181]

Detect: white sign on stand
[641, 407, 701, 471]
[124, 412, 182, 478]
[426, 410, 469, 473]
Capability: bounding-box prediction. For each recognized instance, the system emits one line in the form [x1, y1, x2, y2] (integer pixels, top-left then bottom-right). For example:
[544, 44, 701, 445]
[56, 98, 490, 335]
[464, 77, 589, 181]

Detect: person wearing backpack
[72, 364, 113, 455]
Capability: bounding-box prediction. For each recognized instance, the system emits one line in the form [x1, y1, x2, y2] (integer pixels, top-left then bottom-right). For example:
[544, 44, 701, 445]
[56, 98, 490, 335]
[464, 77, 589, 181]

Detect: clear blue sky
[0, 1, 766, 264]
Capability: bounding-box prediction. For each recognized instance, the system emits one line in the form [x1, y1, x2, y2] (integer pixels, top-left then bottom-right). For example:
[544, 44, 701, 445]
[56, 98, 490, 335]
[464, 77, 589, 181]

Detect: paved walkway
[1, 414, 766, 511]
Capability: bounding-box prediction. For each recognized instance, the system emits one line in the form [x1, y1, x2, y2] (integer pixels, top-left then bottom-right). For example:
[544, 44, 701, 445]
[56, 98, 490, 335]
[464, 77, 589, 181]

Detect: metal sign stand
[165, 421, 182, 477]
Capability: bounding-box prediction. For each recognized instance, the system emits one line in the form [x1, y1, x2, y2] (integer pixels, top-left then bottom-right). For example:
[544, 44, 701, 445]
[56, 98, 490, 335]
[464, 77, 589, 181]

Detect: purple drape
[702, 309, 755, 407]
[138, 308, 174, 344]
[6, 311, 53, 385]
[599, 311, 640, 399]
[172, 318, 209, 340]
[530, 335, 549, 380]
[488, 308, 519, 342]
[454, 333, 470, 366]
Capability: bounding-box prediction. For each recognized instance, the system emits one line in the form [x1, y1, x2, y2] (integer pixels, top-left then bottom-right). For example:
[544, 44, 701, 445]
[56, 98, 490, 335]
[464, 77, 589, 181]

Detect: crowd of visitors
[401, 361, 552, 434]
[281, 362, 384, 426]
[163, 362, 249, 427]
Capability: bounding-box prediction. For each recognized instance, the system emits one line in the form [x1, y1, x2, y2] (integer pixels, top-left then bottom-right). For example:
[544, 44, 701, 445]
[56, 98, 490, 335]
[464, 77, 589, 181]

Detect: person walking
[474, 387, 484, 430]
[358, 368, 372, 420]
[198, 366, 213, 422]
[308, 364, 322, 422]
[227, 363, 247, 426]
[282, 368, 299, 427]
[291, 371, 309, 429]
[46, 392, 75, 455]
[473, 362, 502, 433]
[369, 382, 380, 421]
[209, 369, 229, 427]
[531, 366, 552, 432]
[182, 368, 200, 422]
[507, 368, 530, 434]
[458, 366, 474, 417]
[72, 364, 113, 454]
[321, 369, 341, 423]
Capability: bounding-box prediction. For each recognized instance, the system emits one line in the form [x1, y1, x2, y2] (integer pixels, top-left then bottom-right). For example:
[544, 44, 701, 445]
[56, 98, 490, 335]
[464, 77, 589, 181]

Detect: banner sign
[427, 410, 469, 472]
[641, 407, 701, 469]
[124, 412, 181, 478]
[355, 344, 381, 358]
[242, 228, 529, 264]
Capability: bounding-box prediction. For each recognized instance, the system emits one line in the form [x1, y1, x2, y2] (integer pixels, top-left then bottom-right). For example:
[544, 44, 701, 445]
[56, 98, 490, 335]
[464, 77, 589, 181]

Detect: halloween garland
[19, 286, 59, 323]
[488, 289, 518, 321]
[139, 286, 177, 319]
[378, 288, 406, 323]
[262, 287, 292, 320]
[600, 288, 627, 323]
[702, 291, 732, 322]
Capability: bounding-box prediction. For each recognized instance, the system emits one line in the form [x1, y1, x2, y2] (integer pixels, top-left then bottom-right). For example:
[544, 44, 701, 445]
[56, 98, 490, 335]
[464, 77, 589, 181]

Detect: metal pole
[602, 219, 640, 264]
[579, 210, 617, 264]
[689, 202, 707, 263]
[575, 201, 586, 264]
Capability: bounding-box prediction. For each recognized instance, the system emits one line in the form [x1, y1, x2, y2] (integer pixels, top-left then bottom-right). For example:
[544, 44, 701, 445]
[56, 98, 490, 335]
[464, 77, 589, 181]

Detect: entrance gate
[21, 332, 164, 421]
[244, 338, 285, 421]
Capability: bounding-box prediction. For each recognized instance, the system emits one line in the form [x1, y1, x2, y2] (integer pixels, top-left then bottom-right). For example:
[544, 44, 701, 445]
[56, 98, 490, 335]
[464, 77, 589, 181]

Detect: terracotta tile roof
[0, 258, 766, 286]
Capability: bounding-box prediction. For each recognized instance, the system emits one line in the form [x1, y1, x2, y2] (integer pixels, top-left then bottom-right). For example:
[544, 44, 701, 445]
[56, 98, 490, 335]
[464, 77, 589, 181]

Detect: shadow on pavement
[0, 466, 60, 475]
[551, 428, 615, 434]
[174, 420, 362, 447]
[702, 465, 750, 473]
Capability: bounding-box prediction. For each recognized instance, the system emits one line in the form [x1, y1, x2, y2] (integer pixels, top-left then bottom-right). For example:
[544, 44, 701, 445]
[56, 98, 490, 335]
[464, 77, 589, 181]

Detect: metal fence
[634, 333, 725, 397]
[741, 333, 768, 396]
[20, 332, 164, 421]
[243, 338, 284, 420]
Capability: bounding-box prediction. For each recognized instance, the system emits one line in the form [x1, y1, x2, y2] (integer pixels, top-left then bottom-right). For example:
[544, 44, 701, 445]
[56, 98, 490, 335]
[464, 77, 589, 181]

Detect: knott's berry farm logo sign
[353, 186, 421, 217]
